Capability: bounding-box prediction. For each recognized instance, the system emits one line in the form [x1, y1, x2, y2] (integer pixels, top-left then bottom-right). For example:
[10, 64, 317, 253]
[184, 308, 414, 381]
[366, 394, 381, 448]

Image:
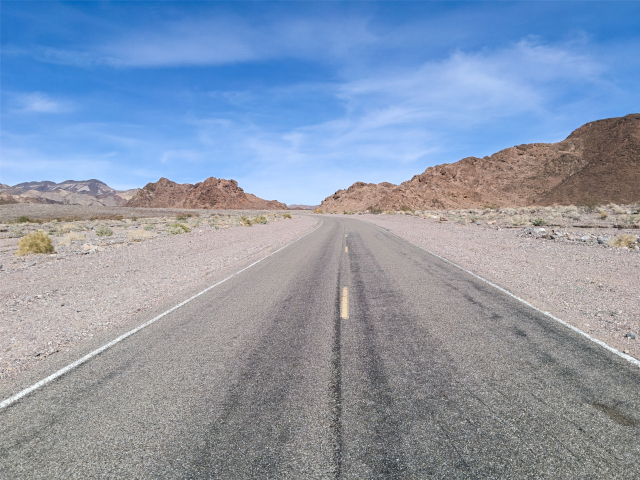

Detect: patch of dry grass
[60, 232, 86, 245]
[127, 229, 154, 241]
[608, 234, 638, 248]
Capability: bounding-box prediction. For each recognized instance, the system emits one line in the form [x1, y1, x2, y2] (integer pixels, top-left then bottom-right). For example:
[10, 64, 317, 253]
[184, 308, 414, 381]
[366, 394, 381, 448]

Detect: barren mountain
[320, 182, 397, 212]
[0, 179, 138, 206]
[126, 177, 288, 210]
[321, 114, 640, 211]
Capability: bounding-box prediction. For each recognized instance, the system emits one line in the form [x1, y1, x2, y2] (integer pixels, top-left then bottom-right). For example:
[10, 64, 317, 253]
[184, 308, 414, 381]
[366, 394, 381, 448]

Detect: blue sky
[2, 1, 640, 205]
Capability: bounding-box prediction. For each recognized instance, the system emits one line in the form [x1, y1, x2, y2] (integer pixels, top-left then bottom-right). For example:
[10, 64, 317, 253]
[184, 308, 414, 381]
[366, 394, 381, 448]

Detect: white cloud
[15, 92, 71, 113]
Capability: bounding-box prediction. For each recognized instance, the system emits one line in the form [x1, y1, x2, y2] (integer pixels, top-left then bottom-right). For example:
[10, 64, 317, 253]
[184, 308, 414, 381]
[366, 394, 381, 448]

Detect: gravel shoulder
[0, 212, 317, 385]
[358, 213, 640, 360]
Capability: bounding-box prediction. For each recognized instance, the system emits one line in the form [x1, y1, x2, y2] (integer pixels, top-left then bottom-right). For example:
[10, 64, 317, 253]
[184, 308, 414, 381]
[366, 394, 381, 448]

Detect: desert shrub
[61, 222, 81, 232]
[583, 198, 601, 212]
[611, 204, 626, 215]
[367, 206, 383, 215]
[13, 216, 42, 224]
[240, 216, 253, 226]
[511, 215, 529, 226]
[143, 223, 154, 231]
[61, 232, 86, 244]
[254, 215, 268, 224]
[608, 234, 638, 248]
[127, 229, 153, 241]
[400, 206, 412, 212]
[532, 217, 545, 226]
[624, 214, 640, 224]
[469, 215, 479, 222]
[166, 223, 190, 235]
[176, 215, 188, 221]
[95, 226, 114, 237]
[15, 231, 54, 256]
[208, 218, 219, 226]
[599, 211, 609, 220]
[283, 213, 292, 219]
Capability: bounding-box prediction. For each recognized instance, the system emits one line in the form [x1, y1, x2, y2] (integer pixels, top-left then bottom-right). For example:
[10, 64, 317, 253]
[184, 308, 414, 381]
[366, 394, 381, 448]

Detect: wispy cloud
[14, 92, 72, 113]
[18, 15, 377, 68]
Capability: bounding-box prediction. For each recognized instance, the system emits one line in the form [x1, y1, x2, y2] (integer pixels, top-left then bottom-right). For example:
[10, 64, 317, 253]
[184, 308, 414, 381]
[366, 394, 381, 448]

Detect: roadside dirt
[359, 212, 640, 360]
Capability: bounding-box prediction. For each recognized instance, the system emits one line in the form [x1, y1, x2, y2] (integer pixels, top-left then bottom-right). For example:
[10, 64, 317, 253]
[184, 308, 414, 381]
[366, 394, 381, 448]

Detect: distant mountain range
[0, 177, 289, 210]
[0, 179, 139, 206]
[321, 113, 640, 211]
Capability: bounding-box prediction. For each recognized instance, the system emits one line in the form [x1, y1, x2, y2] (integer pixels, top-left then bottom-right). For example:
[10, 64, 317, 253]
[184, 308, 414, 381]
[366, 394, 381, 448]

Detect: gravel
[359, 214, 640, 360]
[0, 214, 317, 382]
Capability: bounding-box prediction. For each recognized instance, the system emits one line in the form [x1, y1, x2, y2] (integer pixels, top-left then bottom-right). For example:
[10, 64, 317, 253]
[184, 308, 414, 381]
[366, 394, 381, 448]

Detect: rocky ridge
[126, 177, 288, 210]
[320, 114, 640, 212]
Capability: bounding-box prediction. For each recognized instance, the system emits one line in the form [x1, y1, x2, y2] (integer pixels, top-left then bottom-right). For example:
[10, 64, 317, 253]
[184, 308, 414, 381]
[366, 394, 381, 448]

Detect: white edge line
[0, 219, 324, 411]
[363, 218, 640, 370]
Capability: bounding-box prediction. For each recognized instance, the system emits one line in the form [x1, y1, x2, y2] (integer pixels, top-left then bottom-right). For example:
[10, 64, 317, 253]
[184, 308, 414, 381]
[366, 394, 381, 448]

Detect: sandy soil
[0, 212, 317, 382]
[359, 213, 640, 359]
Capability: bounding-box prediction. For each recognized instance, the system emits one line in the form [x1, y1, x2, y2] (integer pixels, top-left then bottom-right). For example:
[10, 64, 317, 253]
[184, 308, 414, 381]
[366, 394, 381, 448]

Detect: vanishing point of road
[1, 217, 639, 478]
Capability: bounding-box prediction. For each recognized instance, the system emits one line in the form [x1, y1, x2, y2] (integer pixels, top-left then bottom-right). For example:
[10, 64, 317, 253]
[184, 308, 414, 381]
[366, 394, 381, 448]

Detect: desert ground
[0, 205, 311, 385]
[1, 203, 639, 387]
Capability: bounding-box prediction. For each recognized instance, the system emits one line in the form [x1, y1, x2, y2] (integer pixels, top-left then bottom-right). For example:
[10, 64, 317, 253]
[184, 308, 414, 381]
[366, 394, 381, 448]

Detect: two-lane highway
[1, 217, 639, 478]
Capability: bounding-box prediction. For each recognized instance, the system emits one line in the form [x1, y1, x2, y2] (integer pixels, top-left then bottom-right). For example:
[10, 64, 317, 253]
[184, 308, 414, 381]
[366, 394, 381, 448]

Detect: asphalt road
[1, 216, 639, 478]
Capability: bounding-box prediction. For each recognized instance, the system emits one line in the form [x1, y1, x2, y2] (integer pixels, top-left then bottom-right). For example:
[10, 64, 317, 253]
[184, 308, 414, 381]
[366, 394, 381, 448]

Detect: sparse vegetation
[511, 215, 529, 226]
[61, 232, 86, 245]
[608, 234, 638, 249]
[15, 231, 54, 256]
[240, 216, 253, 226]
[127, 229, 153, 241]
[532, 217, 545, 226]
[367, 206, 383, 215]
[583, 198, 601, 212]
[143, 223, 155, 231]
[12, 216, 43, 224]
[600, 211, 609, 220]
[283, 213, 292, 219]
[611, 204, 626, 215]
[166, 223, 191, 235]
[95, 226, 114, 237]
[254, 215, 268, 224]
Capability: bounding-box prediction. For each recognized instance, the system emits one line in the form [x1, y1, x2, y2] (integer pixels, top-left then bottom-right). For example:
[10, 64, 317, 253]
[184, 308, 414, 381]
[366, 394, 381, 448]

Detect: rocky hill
[126, 177, 288, 210]
[320, 182, 397, 212]
[320, 114, 640, 211]
[0, 179, 139, 206]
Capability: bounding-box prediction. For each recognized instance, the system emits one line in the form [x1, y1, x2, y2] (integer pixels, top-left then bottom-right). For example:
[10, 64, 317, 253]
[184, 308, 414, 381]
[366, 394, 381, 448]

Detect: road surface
[1, 216, 639, 478]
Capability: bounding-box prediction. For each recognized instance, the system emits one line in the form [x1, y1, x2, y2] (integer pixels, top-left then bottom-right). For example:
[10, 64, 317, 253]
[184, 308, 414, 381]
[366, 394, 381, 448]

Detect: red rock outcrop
[125, 177, 287, 210]
[124, 178, 193, 208]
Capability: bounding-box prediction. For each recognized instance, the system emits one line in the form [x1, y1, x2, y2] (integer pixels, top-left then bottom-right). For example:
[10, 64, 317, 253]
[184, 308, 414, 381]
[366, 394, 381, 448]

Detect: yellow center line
[345, 246, 348, 253]
[340, 287, 349, 319]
